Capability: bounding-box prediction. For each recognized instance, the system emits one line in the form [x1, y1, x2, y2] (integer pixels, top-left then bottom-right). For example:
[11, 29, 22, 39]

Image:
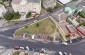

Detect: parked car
[20, 46, 24, 50]
[26, 46, 34, 51]
[62, 42, 68, 45]
[58, 51, 63, 55]
[14, 45, 20, 50]
[40, 48, 46, 53]
[29, 48, 34, 51]
[34, 20, 37, 23]
[35, 48, 46, 53]
[63, 52, 68, 55]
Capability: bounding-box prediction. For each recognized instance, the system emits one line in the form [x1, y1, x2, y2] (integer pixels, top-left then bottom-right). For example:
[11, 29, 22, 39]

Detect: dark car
[29, 48, 34, 51]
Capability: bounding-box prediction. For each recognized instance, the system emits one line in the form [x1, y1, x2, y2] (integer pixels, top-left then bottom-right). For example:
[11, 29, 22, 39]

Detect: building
[0, 4, 7, 18]
[66, 25, 79, 39]
[64, 2, 83, 15]
[58, 0, 71, 4]
[68, 16, 79, 27]
[11, 0, 41, 15]
[76, 26, 85, 37]
[43, 0, 56, 9]
[58, 22, 69, 37]
[66, 25, 77, 34]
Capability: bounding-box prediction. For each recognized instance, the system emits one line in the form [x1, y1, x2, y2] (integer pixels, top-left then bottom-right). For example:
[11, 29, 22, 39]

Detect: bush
[78, 12, 85, 18]
[4, 12, 14, 20]
[46, 7, 52, 12]
[4, 12, 20, 21]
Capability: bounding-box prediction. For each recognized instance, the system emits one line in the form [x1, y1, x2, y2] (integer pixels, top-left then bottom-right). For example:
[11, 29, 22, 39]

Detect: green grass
[15, 18, 56, 36]
[13, 51, 20, 55]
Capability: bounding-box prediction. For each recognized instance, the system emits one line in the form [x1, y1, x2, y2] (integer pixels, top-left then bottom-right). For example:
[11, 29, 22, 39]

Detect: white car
[62, 42, 68, 45]
[34, 20, 37, 23]
[58, 51, 63, 55]
[20, 46, 24, 49]
[26, 46, 29, 50]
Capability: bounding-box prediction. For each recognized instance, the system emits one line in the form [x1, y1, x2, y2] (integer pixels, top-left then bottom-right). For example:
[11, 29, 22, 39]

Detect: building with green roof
[64, 2, 83, 15]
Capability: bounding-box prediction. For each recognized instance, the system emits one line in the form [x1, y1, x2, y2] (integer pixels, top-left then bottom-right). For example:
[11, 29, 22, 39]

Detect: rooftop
[77, 26, 85, 34]
[59, 22, 69, 35]
[43, 0, 56, 6]
[59, 0, 71, 4]
[12, 0, 41, 4]
[67, 25, 76, 33]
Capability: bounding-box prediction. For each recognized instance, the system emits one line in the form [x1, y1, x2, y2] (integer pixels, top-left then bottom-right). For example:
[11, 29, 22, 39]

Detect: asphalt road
[0, 0, 85, 55]
[0, 5, 66, 31]
[0, 34, 85, 55]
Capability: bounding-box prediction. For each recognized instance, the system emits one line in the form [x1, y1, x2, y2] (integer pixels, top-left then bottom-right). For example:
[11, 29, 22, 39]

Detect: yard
[15, 18, 56, 36]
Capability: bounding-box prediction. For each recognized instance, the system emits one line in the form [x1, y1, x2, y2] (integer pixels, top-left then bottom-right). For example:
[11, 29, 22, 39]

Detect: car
[34, 20, 37, 22]
[58, 51, 63, 55]
[62, 42, 68, 45]
[26, 46, 34, 51]
[35, 48, 46, 53]
[14, 45, 20, 50]
[26, 46, 29, 50]
[40, 48, 46, 53]
[29, 48, 34, 51]
[20, 46, 24, 50]
[63, 52, 68, 55]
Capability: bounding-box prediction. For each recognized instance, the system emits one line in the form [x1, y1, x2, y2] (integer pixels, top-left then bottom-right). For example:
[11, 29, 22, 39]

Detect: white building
[58, 0, 71, 4]
[43, 0, 56, 9]
[11, 0, 41, 14]
[0, 4, 7, 18]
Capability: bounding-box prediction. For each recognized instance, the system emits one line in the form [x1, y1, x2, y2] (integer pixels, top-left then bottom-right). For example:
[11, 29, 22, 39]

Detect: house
[58, 0, 71, 4]
[11, 0, 41, 15]
[0, 4, 7, 18]
[64, 2, 83, 15]
[76, 26, 85, 37]
[43, 0, 57, 9]
[66, 25, 79, 39]
[58, 22, 69, 37]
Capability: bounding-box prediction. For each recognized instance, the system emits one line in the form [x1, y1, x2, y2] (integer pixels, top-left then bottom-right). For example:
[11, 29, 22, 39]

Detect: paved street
[0, 0, 85, 55]
[0, 34, 85, 55]
[0, 4, 66, 31]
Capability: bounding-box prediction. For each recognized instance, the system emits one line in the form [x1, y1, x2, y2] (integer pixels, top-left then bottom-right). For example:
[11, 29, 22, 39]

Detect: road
[0, 34, 85, 55]
[0, 5, 66, 31]
[0, 0, 85, 55]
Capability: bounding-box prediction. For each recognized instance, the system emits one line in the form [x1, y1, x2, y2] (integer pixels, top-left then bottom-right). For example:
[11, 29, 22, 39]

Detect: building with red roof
[76, 26, 85, 37]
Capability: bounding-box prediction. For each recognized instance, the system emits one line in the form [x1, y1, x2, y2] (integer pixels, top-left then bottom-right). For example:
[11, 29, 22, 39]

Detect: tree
[13, 12, 21, 20]
[46, 7, 52, 12]
[4, 12, 14, 20]
[81, 22, 85, 26]
[78, 12, 85, 18]
[26, 12, 31, 18]
[4, 12, 21, 21]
